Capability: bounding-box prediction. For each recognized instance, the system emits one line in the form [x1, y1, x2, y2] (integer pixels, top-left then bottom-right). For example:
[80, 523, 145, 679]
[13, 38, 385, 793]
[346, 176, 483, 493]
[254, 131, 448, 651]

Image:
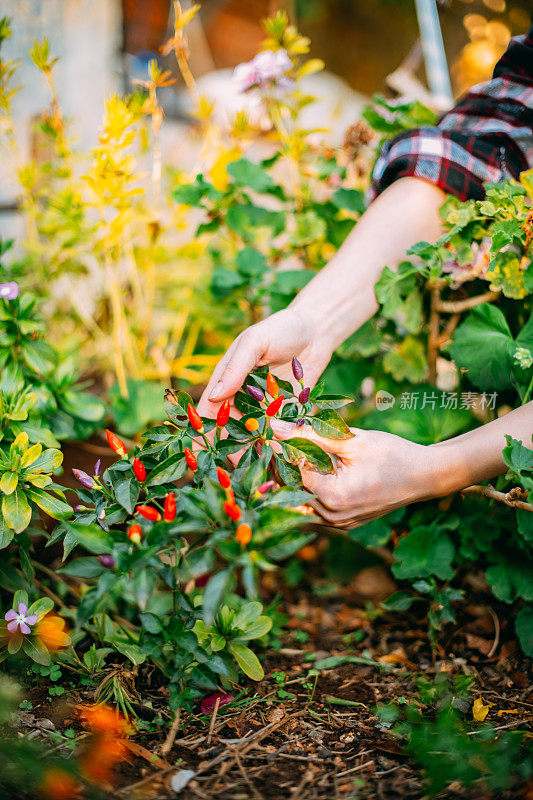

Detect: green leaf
[146, 453, 187, 486]
[61, 522, 113, 555]
[449, 303, 515, 391]
[309, 409, 353, 440]
[485, 557, 533, 604]
[240, 616, 272, 640]
[28, 448, 63, 474]
[332, 187, 364, 214]
[114, 477, 139, 514]
[27, 597, 54, 621]
[515, 604, 533, 656]
[60, 390, 105, 422]
[383, 336, 426, 383]
[109, 379, 165, 437]
[314, 394, 352, 410]
[139, 612, 163, 634]
[381, 591, 420, 611]
[375, 262, 423, 334]
[25, 487, 72, 520]
[227, 158, 273, 193]
[392, 525, 455, 581]
[0, 518, 14, 549]
[210, 267, 246, 297]
[236, 248, 267, 278]
[22, 637, 51, 666]
[226, 204, 285, 237]
[227, 641, 264, 681]
[0, 471, 18, 494]
[281, 437, 333, 475]
[203, 569, 233, 625]
[57, 557, 106, 579]
[2, 487, 31, 532]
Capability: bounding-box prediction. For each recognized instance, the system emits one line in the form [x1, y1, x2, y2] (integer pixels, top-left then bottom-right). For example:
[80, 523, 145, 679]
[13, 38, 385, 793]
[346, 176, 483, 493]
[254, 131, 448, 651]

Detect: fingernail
[209, 381, 224, 401]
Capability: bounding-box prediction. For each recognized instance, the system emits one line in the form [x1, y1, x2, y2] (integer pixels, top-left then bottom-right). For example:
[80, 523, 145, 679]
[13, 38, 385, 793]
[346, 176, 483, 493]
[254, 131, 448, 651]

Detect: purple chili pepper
[0, 282, 19, 300]
[292, 357, 304, 381]
[298, 387, 310, 405]
[98, 554, 115, 569]
[246, 384, 264, 402]
[73, 504, 89, 512]
[72, 469, 96, 490]
[295, 418, 305, 427]
[93, 459, 101, 477]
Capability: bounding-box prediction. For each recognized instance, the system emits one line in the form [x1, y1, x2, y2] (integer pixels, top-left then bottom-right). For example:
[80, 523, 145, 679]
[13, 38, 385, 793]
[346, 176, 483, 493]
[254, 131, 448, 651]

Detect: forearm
[427, 403, 533, 497]
[289, 177, 446, 354]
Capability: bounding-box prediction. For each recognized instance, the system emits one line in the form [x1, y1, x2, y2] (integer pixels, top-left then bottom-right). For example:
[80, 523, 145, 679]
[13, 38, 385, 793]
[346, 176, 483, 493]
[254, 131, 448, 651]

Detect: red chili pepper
[187, 403, 204, 433]
[164, 491, 177, 521]
[128, 523, 142, 544]
[132, 457, 146, 482]
[217, 467, 231, 489]
[184, 447, 198, 471]
[216, 399, 230, 428]
[266, 395, 284, 417]
[225, 487, 235, 504]
[105, 429, 127, 457]
[266, 372, 279, 398]
[223, 500, 242, 522]
[136, 504, 161, 521]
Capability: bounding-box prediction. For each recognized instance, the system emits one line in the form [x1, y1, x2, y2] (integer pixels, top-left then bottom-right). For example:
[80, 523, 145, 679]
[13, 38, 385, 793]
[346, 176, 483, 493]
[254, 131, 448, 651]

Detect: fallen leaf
[472, 697, 491, 722]
[170, 769, 196, 793]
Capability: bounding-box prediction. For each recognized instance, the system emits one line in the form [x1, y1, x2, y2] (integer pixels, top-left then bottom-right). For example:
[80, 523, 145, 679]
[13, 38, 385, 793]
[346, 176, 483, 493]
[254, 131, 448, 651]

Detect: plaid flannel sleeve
[371, 26, 533, 201]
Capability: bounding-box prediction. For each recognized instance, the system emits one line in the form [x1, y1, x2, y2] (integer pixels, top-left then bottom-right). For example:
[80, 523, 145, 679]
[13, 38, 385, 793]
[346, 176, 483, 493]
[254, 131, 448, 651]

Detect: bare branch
[462, 484, 533, 512]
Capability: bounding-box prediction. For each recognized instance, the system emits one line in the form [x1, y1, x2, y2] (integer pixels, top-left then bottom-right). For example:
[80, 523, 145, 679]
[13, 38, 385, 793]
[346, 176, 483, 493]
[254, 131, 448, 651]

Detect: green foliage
[379, 679, 533, 797]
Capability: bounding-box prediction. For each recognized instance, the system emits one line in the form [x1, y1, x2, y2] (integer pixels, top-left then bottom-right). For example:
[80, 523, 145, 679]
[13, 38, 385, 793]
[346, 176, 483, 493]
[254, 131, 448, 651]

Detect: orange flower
[40, 767, 80, 800]
[35, 614, 70, 652]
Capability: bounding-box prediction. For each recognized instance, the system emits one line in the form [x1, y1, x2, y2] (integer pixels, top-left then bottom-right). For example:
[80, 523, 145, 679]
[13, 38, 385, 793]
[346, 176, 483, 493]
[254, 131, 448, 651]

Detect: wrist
[423, 439, 471, 499]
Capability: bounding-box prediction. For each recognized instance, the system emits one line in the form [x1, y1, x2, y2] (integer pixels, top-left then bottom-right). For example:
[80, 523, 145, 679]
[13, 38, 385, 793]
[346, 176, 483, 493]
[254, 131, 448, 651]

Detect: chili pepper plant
[42, 360, 354, 710]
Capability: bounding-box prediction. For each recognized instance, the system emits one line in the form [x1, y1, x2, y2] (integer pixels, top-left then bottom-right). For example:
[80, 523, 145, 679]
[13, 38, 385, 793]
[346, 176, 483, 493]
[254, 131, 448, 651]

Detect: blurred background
[3, 0, 532, 165]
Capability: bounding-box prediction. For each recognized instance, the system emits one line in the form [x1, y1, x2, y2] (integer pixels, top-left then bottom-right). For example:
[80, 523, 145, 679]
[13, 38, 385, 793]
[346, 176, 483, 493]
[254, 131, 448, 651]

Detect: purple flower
[0, 282, 19, 301]
[298, 387, 310, 405]
[93, 459, 101, 477]
[292, 357, 304, 381]
[233, 49, 294, 95]
[200, 692, 234, 715]
[4, 603, 38, 635]
[72, 469, 96, 490]
[98, 554, 115, 569]
[246, 384, 265, 402]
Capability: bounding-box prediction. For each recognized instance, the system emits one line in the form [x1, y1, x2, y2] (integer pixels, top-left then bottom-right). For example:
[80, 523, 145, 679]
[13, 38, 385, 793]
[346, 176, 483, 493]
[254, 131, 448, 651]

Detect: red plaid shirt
[372, 26, 533, 201]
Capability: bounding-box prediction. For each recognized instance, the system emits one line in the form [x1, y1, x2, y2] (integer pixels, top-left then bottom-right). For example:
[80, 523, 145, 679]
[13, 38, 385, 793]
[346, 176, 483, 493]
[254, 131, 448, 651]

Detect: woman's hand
[197, 307, 333, 418]
[270, 419, 450, 528]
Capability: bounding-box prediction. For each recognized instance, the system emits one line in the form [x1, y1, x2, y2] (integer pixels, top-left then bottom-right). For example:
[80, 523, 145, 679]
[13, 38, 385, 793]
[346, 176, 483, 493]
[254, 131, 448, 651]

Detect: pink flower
[442, 239, 491, 281]
[5, 603, 38, 635]
[233, 49, 293, 94]
[0, 281, 19, 300]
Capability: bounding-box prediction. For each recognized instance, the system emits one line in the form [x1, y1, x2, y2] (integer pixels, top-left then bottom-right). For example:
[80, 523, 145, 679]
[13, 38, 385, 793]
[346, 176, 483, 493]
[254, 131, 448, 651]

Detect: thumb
[270, 418, 353, 456]
[208, 332, 264, 402]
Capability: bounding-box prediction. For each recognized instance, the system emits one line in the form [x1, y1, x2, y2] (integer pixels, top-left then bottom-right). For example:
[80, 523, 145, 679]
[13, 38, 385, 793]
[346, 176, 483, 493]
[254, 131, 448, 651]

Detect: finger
[208, 329, 266, 403]
[198, 340, 241, 416]
[270, 418, 354, 456]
